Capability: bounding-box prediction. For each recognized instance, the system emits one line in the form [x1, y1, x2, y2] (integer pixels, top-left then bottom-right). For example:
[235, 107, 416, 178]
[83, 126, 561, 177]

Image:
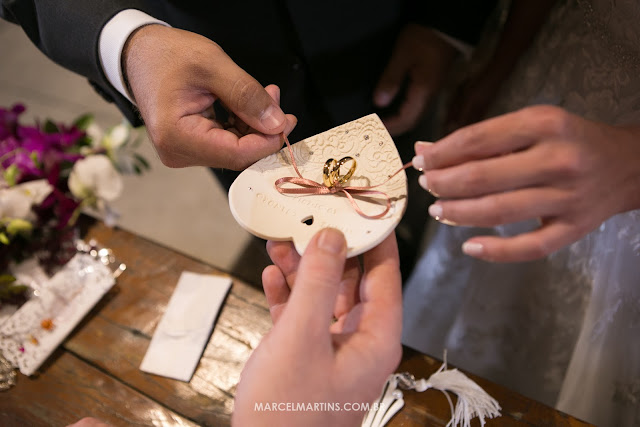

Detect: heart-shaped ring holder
[228, 114, 408, 257]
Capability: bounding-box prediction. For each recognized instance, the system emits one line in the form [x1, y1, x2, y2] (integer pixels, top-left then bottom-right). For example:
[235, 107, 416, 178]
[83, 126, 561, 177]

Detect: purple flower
[0, 104, 86, 183]
[0, 104, 25, 140]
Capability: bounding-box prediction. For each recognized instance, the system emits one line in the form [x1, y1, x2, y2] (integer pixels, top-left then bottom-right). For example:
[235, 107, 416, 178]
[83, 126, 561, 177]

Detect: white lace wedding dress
[402, 1, 640, 426]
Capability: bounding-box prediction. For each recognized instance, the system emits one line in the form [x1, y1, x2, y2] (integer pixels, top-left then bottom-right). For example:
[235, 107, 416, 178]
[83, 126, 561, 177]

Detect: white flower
[0, 179, 53, 220]
[68, 155, 123, 202]
[104, 122, 130, 152]
[86, 122, 104, 148]
[106, 122, 144, 174]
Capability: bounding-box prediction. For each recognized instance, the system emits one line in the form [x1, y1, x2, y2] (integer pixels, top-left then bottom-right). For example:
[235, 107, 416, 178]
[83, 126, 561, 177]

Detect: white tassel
[419, 360, 502, 427]
[362, 355, 501, 427]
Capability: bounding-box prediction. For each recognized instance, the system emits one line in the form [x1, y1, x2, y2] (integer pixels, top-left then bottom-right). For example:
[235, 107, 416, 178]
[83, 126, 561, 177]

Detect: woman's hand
[413, 105, 640, 262]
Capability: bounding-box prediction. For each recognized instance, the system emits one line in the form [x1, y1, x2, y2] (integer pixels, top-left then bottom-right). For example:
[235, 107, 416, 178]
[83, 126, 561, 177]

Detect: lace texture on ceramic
[228, 114, 408, 258]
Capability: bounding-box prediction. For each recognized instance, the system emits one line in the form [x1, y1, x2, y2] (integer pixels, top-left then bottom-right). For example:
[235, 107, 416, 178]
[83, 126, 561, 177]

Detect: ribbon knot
[274, 134, 412, 220]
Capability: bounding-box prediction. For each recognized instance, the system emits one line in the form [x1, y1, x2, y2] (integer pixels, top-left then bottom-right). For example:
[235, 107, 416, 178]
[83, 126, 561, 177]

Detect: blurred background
[0, 19, 266, 284]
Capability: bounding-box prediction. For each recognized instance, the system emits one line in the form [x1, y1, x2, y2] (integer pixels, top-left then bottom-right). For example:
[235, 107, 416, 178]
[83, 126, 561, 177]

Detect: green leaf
[29, 152, 41, 169]
[134, 153, 150, 170]
[3, 164, 18, 186]
[73, 113, 94, 130]
[0, 233, 9, 245]
[0, 275, 16, 285]
[0, 282, 28, 299]
[43, 119, 60, 134]
[6, 218, 32, 236]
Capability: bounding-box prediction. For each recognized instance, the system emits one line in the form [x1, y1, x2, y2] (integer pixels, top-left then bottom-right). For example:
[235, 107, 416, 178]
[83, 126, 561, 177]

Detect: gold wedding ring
[323, 158, 337, 187]
[322, 156, 357, 187]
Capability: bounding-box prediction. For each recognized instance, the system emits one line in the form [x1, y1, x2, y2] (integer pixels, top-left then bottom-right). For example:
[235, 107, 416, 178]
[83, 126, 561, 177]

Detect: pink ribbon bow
[274, 133, 412, 220]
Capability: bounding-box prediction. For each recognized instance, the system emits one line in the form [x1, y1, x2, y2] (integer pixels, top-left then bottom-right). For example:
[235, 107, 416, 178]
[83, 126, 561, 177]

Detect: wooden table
[0, 221, 593, 426]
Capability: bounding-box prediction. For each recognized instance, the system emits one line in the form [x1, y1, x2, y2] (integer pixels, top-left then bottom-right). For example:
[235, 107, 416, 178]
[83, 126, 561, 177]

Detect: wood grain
[0, 351, 195, 427]
[63, 220, 272, 426]
[0, 219, 595, 426]
[388, 348, 593, 426]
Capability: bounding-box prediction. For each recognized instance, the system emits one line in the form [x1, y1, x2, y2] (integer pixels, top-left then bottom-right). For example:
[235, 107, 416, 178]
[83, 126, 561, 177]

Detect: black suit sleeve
[406, 1, 499, 45]
[0, 0, 161, 125]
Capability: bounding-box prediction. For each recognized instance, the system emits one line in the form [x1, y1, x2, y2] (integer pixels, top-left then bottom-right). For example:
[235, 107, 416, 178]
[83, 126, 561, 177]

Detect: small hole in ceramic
[301, 216, 314, 226]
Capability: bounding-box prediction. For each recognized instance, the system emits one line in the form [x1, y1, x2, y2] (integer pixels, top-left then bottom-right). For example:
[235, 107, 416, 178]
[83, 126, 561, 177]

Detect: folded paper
[139, 271, 232, 382]
[229, 114, 408, 257]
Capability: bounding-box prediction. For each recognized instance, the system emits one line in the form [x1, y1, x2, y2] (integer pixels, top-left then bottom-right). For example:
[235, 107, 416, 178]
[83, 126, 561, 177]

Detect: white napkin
[139, 271, 232, 382]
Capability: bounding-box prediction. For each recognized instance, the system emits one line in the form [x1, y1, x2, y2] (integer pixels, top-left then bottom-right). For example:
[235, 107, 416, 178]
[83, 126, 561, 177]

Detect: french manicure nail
[317, 228, 346, 254]
[415, 141, 434, 154]
[418, 174, 428, 191]
[412, 155, 425, 171]
[462, 241, 484, 256]
[260, 104, 286, 130]
[428, 203, 443, 220]
[415, 141, 434, 148]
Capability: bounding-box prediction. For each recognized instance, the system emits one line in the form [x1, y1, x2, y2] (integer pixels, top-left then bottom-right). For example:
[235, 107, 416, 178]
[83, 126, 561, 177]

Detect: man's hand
[414, 105, 640, 262]
[233, 229, 402, 427]
[124, 25, 297, 169]
[373, 24, 456, 136]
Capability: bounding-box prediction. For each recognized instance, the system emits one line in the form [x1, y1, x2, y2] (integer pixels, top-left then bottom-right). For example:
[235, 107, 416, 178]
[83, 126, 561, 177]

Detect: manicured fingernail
[415, 141, 433, 148]
[317, 228, 346, 254]
[418, 174, 428, 190]
[428, 203, 443, 220]
[462, 241, 484, 256]
[261, 104, 286, 130]
[412, 155, 425, 171]
[415, 141, 434, 155]
[374, 91, 392, 107]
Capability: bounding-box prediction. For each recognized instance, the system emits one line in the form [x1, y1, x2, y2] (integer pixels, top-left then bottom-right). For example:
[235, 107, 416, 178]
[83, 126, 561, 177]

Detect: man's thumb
[284, 229, 347, 329]
[209, 54, 286, 134]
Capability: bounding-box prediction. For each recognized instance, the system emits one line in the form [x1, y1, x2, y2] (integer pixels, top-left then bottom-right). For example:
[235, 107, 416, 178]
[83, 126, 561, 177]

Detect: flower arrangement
[0, 104, 148, 300]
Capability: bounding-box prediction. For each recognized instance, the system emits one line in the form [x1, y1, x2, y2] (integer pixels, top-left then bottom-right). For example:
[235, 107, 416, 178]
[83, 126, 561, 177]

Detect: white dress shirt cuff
[98, 9, 170, 104]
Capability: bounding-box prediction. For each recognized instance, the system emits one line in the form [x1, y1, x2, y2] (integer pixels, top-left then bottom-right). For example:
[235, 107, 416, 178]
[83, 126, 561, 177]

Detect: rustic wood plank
[60, 220, 272, 425]
[1, 218, 593, 427]
[389, 348, 594, 426]
[0, 350, 196, 427]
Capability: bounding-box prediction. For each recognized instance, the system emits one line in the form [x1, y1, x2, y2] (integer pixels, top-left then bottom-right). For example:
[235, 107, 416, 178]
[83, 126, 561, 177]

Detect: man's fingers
[360, 232, 401, 312]
[373, 52, 408, 108]
[382, 79, 430, 135]
[205, 51, 287, 135]
[266, 239, 301, 290]
[334, 233, 402, 377]
[264, 84, 282, 105]
[262, 265, 290, 324]
[461, 219, 581, 262]
[171, 113, 296, 169]
[268, 238, 360, 321]
[282, 229, 347, 332]
[333, 258, 361, 319]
